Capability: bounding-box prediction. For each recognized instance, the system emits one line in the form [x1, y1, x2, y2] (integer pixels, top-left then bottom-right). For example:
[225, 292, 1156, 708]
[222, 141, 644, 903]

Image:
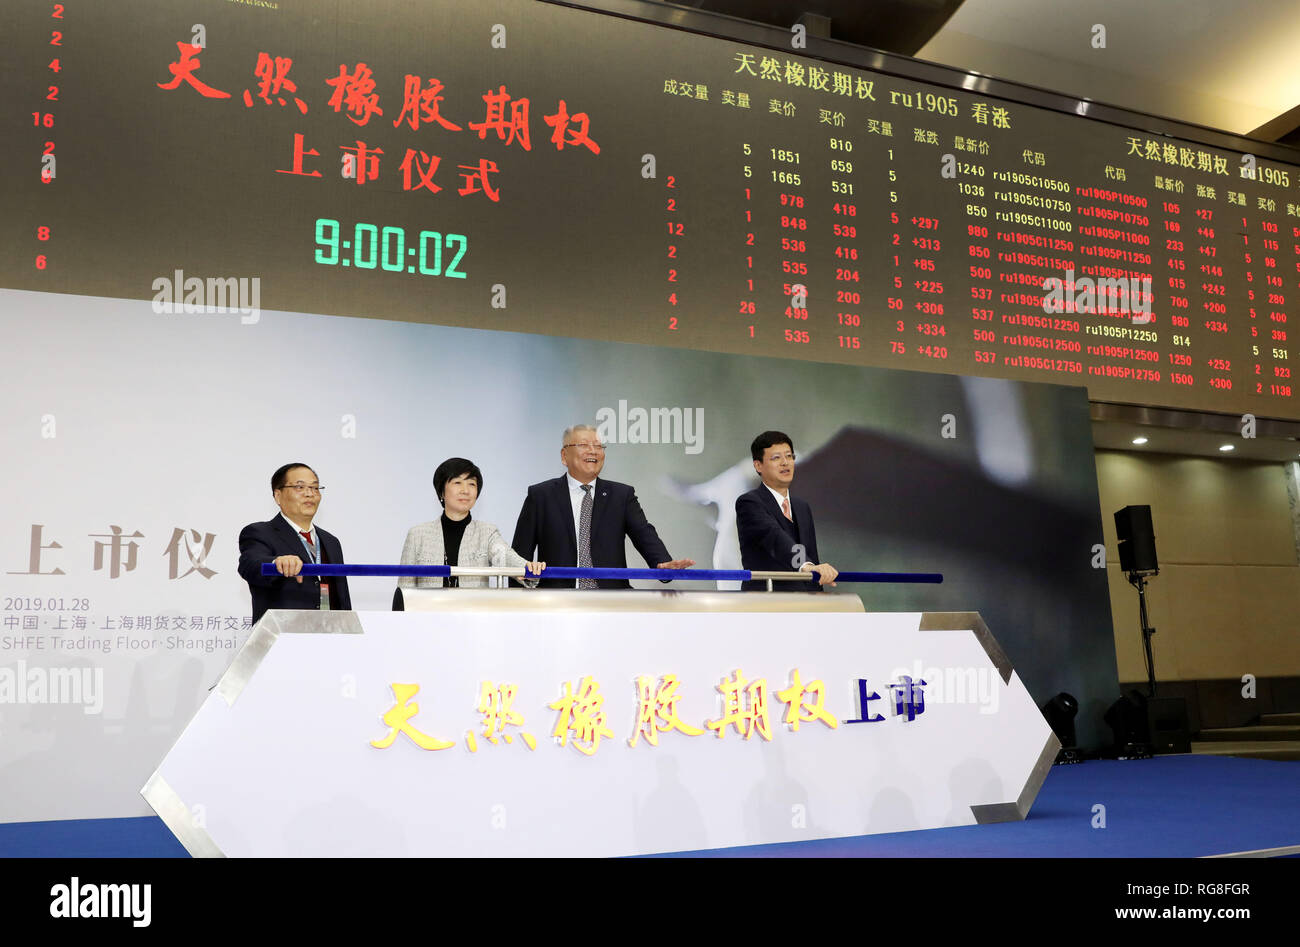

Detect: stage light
[1131, 437, 1148, 445]
[1041, 692, 1081, 764]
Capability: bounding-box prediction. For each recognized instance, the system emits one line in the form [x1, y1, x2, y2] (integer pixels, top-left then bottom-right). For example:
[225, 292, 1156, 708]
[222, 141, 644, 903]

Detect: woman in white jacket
[398, 457, 544, 590]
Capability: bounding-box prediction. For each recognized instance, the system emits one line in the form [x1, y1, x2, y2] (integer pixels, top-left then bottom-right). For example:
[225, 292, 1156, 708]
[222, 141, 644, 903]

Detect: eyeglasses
[281, 483, 324, 494]
[564, 443, 607, 452]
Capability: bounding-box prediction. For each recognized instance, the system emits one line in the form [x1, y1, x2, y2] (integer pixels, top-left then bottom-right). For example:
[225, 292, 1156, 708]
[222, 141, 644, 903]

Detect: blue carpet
[0, 816, 189, 858]
[667, 755, 1300, 857]
[1, 756, 1295, 857]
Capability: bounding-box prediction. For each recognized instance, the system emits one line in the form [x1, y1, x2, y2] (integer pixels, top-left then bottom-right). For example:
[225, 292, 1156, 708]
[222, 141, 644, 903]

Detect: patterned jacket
[398, 518, 534, 589]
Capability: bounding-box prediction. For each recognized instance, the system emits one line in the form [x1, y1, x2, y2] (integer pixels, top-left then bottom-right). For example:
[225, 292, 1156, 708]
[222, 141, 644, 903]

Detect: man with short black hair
[238, 462, 351, 623]
[736, 431, 838, 591]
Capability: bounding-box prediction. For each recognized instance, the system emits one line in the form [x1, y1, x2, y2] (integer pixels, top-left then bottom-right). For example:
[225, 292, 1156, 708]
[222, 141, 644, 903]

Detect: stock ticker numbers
[652, 45, 1296, 415]
[28, 2, 67, 277]
[1, 0, 1295, 418]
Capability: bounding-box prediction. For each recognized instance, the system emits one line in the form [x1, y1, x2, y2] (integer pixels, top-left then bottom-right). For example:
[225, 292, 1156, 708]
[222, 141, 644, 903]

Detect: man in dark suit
[512, 424, 694, 589]
[736, 431, 838, 591]
[238, 462, 352, 623]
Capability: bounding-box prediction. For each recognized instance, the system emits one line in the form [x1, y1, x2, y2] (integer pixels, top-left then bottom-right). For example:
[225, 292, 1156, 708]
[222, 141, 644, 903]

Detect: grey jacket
[398, 518, 533, 588]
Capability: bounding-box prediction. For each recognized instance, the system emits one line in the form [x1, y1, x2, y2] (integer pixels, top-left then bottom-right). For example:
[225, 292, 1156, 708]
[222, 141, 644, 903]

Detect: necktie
[300, 531, 329, 601]
[782, 497, 793, 521]
[578, 484, 597, 589]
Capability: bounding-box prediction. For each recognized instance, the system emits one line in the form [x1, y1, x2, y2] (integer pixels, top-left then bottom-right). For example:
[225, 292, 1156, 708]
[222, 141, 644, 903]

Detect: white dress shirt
[567, 473, 599, 589]
[280, 513, 318, 558]
[765, 483, 793, 520]
[567, 473, 598, 542]
[281, 513, 328, 604]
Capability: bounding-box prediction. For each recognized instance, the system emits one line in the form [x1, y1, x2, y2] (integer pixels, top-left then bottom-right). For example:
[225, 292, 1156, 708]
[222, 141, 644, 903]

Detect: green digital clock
[314, 218, 467, 278]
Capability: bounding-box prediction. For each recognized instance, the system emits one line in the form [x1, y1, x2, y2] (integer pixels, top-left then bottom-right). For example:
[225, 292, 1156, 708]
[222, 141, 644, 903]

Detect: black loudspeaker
[1104, 690, 1150, 748]
[1146, 696, 1192, 754]
[1115, 504, 1158, 574]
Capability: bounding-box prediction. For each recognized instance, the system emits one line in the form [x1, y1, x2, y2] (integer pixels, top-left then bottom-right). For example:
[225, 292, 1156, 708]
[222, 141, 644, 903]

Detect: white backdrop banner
[1, 287, 1104, 825]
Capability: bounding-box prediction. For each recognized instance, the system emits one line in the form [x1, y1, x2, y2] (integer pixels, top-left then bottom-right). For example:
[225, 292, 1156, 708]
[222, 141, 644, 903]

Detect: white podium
[144, 593, 1056, 857]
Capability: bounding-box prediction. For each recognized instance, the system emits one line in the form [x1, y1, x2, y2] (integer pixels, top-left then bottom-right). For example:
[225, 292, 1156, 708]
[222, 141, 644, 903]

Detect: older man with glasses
[511, 424, 694, 589]
[238, 462, 352, 623]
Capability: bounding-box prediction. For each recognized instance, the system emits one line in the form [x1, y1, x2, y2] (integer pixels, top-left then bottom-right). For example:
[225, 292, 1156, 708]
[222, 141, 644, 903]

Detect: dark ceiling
[642, 0, 1300, 144]
[661, 0, 966, 56]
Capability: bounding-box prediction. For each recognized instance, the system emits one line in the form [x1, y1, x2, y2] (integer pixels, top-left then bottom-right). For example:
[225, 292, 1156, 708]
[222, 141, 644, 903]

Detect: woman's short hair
[432, 457, 482, 505]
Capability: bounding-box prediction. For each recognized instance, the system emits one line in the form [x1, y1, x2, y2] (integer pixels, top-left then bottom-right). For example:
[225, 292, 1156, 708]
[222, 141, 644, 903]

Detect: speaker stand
[1128, 572, 1158, 698]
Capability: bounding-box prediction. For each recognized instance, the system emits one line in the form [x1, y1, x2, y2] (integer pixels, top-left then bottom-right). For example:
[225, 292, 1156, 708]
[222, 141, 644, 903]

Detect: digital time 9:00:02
[314, 218, 468, 278]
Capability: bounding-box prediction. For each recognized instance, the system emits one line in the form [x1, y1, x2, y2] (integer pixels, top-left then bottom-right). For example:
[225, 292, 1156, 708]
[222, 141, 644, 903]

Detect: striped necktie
[578, 484, 597, 589]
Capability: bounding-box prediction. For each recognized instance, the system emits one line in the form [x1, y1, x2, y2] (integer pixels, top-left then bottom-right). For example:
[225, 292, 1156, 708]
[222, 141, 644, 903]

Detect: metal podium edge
[216, 610, 367, 707]
[140, 771, 225, 858]
[918, 612, 1059, 824]
[918, 610, 1013, 684]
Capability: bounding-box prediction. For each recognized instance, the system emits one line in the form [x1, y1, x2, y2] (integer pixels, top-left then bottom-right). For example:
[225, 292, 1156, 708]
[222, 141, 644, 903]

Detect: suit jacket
[735, 486, 822, 592]
[512, 476, 671, 589]
[398, 517, 534, 589]
[237, 517, 352, 624]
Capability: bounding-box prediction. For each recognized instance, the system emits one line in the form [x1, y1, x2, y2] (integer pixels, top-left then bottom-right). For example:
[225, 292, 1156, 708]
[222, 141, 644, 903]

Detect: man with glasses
[512, 424, 694, 589]
[737, 431, 838, 591]
[238, 462, 352, 623]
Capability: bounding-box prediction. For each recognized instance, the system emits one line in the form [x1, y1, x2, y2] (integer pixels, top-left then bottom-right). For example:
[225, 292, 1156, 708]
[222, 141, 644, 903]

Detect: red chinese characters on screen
[324, 63, 383, 126]
[544, 99, 600, 154]
[393, 76, 462, 132]
[399, 149, 442, 194]
[457, 159, 501, 202]
[156, 44, 602, 204]
[275, 133, 322, 178]
[339, 141, 383, 186]
[469, 85, 531, 151]
[157, 42, 230, 99]
[243, 53, 307, 114]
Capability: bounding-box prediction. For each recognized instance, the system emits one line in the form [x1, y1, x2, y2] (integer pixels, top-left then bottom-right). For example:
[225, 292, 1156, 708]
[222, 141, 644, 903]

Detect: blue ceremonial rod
[260, 564, 942, 583]
[497, 566, 763, 581]
[261, 563, 452, 577]
[835, 571, 943, 584]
